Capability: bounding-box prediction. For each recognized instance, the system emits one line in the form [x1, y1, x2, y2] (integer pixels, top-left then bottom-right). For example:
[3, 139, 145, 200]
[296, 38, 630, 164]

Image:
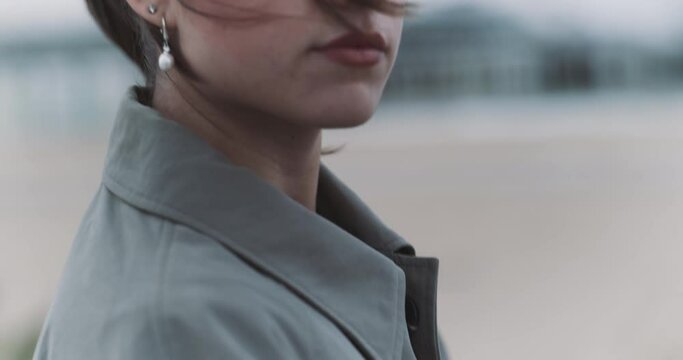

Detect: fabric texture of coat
[32, 86, 450, 360]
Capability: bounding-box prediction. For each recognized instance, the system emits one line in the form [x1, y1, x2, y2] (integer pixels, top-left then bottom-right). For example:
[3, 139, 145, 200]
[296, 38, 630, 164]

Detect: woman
[33, 0, 449, 358]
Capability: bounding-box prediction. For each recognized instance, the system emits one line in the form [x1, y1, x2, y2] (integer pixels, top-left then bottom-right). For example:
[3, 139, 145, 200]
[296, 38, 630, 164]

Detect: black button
[405, 295, 420, 332]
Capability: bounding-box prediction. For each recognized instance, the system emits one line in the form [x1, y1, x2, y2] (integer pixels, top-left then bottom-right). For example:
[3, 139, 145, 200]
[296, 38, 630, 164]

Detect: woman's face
[158, 0, 404, 129]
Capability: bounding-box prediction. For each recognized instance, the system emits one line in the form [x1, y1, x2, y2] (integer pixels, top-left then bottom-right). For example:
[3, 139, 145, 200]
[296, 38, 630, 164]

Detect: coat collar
[102, 86, 415, 359]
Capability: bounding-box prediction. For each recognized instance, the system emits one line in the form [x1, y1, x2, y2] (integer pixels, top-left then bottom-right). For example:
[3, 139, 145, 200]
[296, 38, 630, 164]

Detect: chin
[324, 114, 373, 129]
[309, 90, 383, 129]
[313, 103, 378, 129]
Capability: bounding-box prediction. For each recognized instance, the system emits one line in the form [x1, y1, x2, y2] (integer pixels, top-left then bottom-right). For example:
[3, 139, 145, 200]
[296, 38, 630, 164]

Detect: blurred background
[2, 0, 683, 359]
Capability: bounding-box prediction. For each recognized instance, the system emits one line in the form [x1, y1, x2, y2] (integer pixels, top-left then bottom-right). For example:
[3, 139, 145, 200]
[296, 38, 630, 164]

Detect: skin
[126, 0, 404, 211]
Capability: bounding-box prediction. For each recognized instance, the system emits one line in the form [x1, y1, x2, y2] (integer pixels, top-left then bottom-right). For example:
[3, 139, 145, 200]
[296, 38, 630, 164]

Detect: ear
[125, 0, 175, 27]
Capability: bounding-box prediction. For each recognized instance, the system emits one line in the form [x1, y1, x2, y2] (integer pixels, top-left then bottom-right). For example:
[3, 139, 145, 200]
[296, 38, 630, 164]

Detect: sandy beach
[3, 91, 683, 359]
[325, 138, 683, 360]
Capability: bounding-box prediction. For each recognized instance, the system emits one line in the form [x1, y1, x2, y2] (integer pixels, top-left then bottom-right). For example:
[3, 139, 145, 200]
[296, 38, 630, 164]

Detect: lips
[316, 31, 388, 52]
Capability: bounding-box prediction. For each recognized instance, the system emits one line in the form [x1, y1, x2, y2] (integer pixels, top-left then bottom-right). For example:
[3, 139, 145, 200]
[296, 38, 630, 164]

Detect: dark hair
[85, 0, 418, 155]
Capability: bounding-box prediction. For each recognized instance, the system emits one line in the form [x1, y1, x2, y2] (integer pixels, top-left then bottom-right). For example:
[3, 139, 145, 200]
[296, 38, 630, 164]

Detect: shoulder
[34, 185, 334, 359]
[35, 268, 303, 360]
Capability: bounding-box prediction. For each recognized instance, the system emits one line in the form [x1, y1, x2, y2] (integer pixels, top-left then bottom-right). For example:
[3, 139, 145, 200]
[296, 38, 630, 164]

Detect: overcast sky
[1, 0, 682, 42]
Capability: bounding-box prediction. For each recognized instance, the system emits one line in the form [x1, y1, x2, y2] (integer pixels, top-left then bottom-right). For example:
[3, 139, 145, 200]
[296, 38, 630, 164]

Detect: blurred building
[386, 4, 683, 98]
[542, 34, 683, 91]
[386, 5, 545, 97]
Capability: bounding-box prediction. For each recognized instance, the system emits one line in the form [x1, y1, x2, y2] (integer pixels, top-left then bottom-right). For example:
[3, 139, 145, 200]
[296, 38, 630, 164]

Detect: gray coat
[33, 86, 450, 360]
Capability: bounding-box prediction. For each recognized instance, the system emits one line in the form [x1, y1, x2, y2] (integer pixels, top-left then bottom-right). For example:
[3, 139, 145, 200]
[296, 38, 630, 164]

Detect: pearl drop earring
[158, 16, 175, 71]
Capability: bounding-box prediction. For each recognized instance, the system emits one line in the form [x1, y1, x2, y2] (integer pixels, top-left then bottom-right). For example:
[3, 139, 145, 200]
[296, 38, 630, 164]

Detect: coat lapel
[102, 87, 415, 359]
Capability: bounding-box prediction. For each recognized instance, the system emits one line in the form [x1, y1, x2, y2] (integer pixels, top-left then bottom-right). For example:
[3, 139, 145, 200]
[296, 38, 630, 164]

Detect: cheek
[181, 11, 313, 73]
[177, 20, 314, 106]
[382, 16, 404, 59]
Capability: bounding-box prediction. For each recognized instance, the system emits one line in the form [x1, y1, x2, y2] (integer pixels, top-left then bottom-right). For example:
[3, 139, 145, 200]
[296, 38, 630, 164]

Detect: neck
[150, 73, 322, 212]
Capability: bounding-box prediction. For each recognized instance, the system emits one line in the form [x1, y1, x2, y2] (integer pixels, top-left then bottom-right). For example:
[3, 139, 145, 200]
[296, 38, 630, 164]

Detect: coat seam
[154, 217, 174, 360]
[392, 268, 402, 360]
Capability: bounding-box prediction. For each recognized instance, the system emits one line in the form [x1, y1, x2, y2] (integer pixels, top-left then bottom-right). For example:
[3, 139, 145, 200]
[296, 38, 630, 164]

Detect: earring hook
[161, 17, 169, 45]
